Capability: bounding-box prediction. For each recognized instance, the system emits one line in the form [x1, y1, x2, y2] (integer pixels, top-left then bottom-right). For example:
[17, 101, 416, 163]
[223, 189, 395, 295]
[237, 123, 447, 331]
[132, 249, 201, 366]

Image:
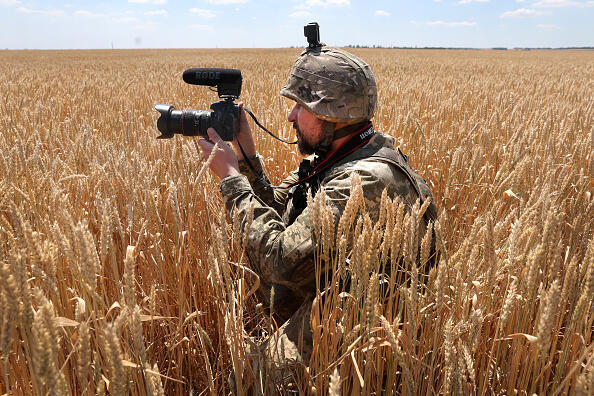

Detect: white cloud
[189, 8, 217, 18]
[500, 8, 546, 18]
[0, 0, 21, 5]
[457, 0, 489, 4]
[426, 20, 477, 27]
[537, 23, 560, 28]
[295, 0, 350, 9]
[17, 7, 64, 16]
[112, 16, 140, 23]
[207, 0, 249, 4]
[532, 0, 593, 7]
[128, 0, 168, 4]
[188, 24, 213, 30]
[145, 9, 167, 16]
[375, 10, 390, 16]
[305, 0, 348, 5]
[289, 11, 313, 17]
[75, 10, 108, 17]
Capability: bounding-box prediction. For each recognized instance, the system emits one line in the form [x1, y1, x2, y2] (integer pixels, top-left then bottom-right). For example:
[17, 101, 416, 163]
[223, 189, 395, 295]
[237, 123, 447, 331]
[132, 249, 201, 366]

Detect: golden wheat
[0, 48, 592, 394]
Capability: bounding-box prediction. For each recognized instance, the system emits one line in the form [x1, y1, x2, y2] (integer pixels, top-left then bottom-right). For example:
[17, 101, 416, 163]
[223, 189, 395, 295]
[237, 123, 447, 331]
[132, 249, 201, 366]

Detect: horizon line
[3, 46, 594, 51]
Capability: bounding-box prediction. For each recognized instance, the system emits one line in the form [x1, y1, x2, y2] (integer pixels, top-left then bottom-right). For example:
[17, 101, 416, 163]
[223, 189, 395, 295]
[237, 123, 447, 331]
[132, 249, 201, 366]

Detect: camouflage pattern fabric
[279, 46, 377, 125]
[219, 130, 431, 370]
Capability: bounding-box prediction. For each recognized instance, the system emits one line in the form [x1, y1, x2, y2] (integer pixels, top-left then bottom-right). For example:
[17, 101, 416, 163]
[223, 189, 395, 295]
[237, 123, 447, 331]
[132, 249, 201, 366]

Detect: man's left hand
[197, 128, 240, 180]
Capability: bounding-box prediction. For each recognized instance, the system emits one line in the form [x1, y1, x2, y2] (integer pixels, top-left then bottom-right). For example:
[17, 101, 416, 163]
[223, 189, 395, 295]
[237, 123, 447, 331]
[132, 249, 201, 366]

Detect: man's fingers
[197, 138, 213, 158]
[207, 127, 223, 142]
[237, 102, 249, 124]
[197, 137, 212, 149]
[196, 130, 239, 179]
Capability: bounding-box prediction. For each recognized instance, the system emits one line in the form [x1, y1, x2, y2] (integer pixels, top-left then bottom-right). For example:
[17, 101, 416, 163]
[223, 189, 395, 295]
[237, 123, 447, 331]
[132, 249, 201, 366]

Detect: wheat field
[0, 48, 592, 395]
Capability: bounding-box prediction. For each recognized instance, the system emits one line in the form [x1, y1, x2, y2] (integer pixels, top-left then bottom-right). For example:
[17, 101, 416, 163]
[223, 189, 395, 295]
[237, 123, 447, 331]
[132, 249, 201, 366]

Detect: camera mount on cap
[304, 22, 321, 49]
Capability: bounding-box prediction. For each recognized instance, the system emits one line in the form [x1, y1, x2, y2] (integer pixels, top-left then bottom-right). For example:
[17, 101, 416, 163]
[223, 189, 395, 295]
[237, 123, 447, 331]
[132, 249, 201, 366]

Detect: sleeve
[237, 155, 298, 214]
[219, 166, 391, 320]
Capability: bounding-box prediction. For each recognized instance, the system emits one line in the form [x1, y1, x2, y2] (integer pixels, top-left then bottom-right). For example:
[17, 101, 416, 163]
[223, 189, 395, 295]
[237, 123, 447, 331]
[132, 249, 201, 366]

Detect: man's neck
[328, 134, 351, 153]
[327, 121, 372, 153]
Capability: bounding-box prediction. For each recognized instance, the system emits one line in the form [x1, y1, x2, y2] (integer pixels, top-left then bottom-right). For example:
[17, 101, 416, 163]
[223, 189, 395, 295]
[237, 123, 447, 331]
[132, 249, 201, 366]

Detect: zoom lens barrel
[154, 104, 211, 139]
[154, 101, 239, 141]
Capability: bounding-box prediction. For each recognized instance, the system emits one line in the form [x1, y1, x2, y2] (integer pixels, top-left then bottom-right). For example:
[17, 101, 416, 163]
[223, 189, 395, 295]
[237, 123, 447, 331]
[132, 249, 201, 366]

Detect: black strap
[284, 123, 374, 190]
[333, 121, 370, 139]
[244, 107, 297, 145]
[370, 148, 437, 222]
[238, 107, 297, 189]
[320, 143, 436, 222]
[371, 148, 423, 200]
[235, 137, 281, 189]
[238, 121, 374, 191]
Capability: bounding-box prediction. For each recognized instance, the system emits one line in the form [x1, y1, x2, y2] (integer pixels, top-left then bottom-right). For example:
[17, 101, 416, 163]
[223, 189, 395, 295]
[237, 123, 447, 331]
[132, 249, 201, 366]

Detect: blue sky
[1, 0, 592, 49]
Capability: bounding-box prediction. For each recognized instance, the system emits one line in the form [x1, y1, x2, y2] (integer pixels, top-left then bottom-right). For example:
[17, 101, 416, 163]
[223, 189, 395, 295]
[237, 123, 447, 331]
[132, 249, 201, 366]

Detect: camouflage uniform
[220, 131, 434, 365]
[220, 47, 436, 382]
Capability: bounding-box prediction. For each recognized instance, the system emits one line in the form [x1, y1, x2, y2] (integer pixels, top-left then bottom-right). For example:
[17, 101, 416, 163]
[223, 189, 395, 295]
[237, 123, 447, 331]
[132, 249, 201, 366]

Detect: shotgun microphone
[182, 68, 242, 97]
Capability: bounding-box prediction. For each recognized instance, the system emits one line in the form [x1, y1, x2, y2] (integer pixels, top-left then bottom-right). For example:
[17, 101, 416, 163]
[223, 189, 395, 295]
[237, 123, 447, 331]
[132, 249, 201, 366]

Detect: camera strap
[283, 122, 373, 225]
[286, 122, 374, 190]
[244, 108, 298, 145]
[237, 122, 374, 192]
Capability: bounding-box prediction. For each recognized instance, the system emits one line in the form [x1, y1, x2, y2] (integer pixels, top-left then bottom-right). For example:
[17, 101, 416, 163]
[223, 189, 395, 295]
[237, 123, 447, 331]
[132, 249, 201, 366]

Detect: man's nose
[287, 104, 298, 122]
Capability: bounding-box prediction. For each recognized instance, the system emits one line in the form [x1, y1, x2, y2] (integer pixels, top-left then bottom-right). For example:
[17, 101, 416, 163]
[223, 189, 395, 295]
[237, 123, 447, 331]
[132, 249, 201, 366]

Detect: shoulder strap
[370, 147, 438, 222]
[322, 140, 437, 222]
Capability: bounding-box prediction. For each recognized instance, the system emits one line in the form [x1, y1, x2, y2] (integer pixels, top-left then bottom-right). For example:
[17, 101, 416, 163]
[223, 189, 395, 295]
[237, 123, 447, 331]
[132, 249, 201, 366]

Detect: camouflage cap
[280, 46, 377, 125]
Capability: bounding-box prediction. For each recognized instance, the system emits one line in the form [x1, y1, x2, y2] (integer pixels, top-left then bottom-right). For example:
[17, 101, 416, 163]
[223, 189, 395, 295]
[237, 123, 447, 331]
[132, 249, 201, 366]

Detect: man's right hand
[232, 102, 257, 160]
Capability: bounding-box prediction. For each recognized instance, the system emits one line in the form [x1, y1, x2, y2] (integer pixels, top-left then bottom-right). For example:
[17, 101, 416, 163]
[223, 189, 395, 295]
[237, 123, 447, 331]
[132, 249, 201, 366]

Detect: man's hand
[232, 102, 257, 160]
[197, 128, 240, 180]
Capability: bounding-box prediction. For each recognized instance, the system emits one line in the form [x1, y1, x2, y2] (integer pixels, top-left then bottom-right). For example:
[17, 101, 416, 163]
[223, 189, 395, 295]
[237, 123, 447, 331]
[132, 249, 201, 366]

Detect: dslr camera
[154, 22, 321, 142]
[154, 68, 242, 141]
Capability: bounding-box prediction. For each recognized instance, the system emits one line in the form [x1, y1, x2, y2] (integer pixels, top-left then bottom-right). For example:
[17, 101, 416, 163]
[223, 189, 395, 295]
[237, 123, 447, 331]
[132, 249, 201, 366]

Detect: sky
[1, 0, 592, 49]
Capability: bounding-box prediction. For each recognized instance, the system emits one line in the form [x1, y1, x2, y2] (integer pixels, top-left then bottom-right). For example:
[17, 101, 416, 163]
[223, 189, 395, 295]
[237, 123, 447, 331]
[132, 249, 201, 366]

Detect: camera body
[154, 68, 242, 141]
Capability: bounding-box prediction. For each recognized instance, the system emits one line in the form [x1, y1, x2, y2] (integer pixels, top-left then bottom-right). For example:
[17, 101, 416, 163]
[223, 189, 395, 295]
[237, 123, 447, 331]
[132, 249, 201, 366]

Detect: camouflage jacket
[220, 130, 432, 322]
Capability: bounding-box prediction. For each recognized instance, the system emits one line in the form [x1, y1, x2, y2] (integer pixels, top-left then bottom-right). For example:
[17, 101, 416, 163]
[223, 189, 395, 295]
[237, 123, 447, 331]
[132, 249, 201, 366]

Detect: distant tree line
[306, 45, 594, 51]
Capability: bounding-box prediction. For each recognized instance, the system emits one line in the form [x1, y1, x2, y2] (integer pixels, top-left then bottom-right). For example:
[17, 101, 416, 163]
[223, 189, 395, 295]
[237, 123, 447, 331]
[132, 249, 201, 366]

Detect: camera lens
[154, 104, 211, 138]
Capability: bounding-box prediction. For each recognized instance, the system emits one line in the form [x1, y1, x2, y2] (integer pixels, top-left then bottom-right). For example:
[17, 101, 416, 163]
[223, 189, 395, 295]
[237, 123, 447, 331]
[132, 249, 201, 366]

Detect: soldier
[197, 45, 436, 380]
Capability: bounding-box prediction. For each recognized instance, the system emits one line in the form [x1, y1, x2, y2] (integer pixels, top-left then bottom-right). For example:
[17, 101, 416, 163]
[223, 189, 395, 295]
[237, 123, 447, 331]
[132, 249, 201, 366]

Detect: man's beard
[294, 123, 315, 156]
